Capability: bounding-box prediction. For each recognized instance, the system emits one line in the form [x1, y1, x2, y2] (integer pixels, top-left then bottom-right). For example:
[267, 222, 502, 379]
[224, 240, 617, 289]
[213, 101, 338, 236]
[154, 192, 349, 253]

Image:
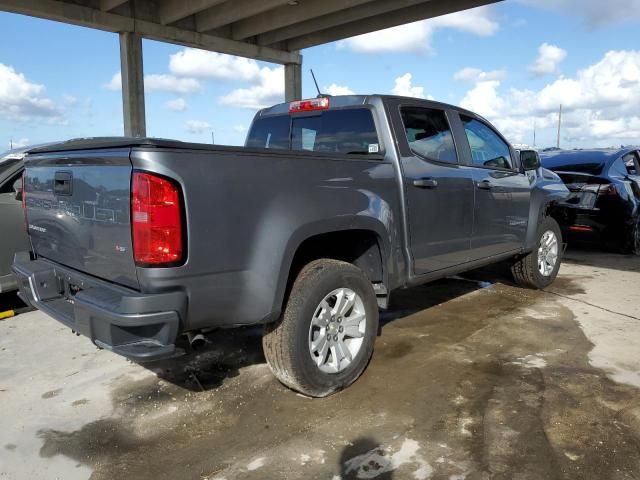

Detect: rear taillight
[577, 183, 616, 196]
[596, 184, 617, 196]
[131, 171, 184, 266]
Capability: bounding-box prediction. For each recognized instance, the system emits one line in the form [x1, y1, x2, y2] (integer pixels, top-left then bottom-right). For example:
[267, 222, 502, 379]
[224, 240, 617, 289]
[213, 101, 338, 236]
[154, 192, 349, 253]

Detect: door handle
[413, 178, 438, 189]
[476, 180, 493, 190]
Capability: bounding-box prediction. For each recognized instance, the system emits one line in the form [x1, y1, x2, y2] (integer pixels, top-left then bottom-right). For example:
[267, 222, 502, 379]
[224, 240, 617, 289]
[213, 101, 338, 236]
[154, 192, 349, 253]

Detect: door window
[461, 116, 513, 170]
[623, 152, 640, 175]
[400, 107, 458, 163]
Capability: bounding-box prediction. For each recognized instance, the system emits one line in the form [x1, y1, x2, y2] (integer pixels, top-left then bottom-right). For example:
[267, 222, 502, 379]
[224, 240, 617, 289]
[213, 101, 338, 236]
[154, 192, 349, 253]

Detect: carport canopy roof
[0, 0, 501, 64]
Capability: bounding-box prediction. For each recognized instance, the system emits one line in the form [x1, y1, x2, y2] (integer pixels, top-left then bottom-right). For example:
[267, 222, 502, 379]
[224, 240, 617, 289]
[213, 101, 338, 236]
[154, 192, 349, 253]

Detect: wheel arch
[271, 218, 390, 320]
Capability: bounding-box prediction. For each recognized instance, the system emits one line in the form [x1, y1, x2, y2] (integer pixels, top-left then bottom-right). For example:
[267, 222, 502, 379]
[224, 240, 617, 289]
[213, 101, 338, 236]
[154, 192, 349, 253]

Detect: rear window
[541, 152, 607, 175]
[246, 108, 380, 155]
[245, 115, 290, 150]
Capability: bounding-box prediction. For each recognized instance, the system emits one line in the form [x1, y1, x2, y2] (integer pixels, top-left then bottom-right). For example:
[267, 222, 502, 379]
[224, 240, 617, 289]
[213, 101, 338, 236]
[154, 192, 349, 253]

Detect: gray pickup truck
[13, 95, 569, 397]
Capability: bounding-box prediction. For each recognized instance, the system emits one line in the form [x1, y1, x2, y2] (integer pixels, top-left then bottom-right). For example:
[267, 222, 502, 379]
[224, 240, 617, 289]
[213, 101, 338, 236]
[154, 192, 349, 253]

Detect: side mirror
[13, 178, 23, 201]
[520, 150, 541, 171]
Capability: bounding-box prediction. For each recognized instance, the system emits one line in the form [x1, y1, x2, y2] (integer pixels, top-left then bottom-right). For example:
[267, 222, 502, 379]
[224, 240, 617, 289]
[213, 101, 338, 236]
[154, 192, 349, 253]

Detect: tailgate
[24, 148, 138, 289]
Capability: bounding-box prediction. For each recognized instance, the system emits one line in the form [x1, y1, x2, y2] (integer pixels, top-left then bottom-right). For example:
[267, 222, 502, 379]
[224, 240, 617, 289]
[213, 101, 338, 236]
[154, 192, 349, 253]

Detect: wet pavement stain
[41, 388, 62, 399]
[28, 282, 640, 479]
[544, 275, 590, 296]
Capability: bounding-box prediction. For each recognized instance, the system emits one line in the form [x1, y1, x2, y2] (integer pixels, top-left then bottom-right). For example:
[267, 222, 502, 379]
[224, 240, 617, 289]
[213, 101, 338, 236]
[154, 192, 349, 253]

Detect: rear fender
[524, 168, 570, 250]
[271, 215, 392, 320]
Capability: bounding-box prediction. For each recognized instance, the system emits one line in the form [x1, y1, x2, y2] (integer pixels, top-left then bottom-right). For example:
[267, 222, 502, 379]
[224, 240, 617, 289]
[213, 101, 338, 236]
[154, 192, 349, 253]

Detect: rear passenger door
[455, 114, 531, 259]
[392, 103, 475, 274]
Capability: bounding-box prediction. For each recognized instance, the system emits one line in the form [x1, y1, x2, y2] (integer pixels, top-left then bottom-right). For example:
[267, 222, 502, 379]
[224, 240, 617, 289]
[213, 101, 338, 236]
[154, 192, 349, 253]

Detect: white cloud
[233, 124, 247, 133]
[324, 84, 355, 96]
[169, 48, 261, 82]
[219, 66, 284, 109]
[0, 63, 60, 121]
[391, 73, 428, 99]
[145, 74, 202, 94]
[166, 97, 187, 112]
[454, 68, 507, 82]
[185, 120, 211, 134]
[170, 48, 286, 110]
[339, 6, 498, 54]
[105, 72, 202, 94]
[516, 0, 640, 27]
[460, 50, 640, 146]
[62, 94, 78, 106]
[104, 72, 121, 91]
[529, 43, 567, 76]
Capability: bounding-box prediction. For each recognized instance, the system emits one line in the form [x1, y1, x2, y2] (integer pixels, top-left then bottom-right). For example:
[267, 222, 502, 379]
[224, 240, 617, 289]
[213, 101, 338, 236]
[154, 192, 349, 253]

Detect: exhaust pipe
[187, 332, 206, 350]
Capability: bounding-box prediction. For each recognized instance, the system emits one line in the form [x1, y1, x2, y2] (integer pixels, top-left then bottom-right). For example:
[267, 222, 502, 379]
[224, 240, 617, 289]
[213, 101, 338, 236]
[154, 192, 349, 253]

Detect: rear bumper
[12, 252, 186, 362]
[554, 205, 606, 234]
[0, 272, 18, 293]
[554, 205, 630, 244]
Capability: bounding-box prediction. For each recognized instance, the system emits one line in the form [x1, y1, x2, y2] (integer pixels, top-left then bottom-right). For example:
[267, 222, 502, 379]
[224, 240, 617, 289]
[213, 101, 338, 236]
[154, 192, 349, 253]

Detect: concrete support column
[119, 32, 146, 137]
[284, 61, 302, 102]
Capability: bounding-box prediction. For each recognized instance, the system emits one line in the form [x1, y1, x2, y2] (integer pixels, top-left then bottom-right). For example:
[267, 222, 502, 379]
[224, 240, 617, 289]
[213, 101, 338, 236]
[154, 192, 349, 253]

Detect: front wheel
[263, 259, 378, 397]
[511, 217, 563, 289]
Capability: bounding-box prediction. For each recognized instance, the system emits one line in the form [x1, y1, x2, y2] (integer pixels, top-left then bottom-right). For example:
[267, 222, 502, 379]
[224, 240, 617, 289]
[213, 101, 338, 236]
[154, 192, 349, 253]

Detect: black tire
[621, 219, 640, 255]
[511, 216, 563, 289]
[263, 259, 379, 397]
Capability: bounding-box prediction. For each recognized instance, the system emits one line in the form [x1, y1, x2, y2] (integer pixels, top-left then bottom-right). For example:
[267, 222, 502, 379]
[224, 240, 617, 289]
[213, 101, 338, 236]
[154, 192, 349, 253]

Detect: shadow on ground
[142, 325, 266, 392]
[138, 275, 496, 393]
[0, 291, 28, 313]
[563, 245, 640, 273]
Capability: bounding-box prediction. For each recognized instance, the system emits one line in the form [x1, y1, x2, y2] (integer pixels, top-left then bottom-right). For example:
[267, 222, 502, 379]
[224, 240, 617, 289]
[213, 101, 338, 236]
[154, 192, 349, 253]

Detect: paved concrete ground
[1, 249, 639, 480]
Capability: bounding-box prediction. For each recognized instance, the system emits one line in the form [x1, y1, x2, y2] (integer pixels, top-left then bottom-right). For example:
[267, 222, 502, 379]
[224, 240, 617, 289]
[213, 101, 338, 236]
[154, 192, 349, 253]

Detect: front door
[457, 114, 531, 259]
[393, 104, 475, 274]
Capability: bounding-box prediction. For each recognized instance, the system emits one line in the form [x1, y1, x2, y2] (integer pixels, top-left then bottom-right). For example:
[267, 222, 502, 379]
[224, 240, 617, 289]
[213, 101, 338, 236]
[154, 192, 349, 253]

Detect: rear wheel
[622, 219, 640, 255]
[511, 217, 563, 289]
[263, 259, 378, 397]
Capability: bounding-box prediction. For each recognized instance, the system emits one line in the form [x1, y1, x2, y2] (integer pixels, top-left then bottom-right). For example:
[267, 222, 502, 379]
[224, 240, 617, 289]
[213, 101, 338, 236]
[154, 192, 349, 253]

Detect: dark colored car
[0, 149, 31, 293]
[13, 95, 569, 397]
[542, 148, 640, 254]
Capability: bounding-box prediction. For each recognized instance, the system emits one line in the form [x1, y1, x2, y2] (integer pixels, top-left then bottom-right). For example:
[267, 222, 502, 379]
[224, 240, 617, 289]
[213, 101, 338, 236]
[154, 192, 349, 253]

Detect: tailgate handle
[54, 171, 73, 196]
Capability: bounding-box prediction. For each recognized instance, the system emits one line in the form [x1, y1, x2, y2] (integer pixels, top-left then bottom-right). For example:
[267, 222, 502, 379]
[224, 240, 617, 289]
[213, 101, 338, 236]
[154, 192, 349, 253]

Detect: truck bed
[23, 139, 400, 332]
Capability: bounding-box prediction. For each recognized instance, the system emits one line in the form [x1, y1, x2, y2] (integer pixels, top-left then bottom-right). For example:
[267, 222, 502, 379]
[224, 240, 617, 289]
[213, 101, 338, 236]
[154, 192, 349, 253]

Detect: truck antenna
[310, 69, 322, 97]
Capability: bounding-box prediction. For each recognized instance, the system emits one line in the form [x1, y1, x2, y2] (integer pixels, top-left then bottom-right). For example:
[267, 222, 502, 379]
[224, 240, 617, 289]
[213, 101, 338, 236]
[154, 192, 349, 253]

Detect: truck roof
[27, 95, 490, 155]
[256, 94, 482, 120]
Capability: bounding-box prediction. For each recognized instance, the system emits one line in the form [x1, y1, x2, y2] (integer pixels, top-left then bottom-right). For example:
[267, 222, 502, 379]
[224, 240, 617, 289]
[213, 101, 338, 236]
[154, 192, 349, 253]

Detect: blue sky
[1, 0, 639, 150]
